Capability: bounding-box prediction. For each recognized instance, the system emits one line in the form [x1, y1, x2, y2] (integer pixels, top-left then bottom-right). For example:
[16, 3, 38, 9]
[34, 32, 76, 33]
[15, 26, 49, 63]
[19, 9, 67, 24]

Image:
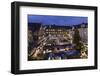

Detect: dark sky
[28, 15, 88, 26]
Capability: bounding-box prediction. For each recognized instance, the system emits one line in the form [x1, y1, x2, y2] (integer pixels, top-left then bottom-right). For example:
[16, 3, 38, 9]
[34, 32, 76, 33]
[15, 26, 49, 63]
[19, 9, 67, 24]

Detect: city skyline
[28, 15, 88, 60]
[28, 15, 88, 26]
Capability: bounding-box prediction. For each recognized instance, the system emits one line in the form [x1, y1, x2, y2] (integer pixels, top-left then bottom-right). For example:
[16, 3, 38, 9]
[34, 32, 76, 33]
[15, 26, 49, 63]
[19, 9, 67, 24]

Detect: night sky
[28, 15, 88, 26]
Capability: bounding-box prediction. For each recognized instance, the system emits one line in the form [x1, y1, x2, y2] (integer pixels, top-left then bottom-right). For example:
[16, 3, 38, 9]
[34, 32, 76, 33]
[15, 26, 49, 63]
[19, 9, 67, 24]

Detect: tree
[73, 29, 82, 51]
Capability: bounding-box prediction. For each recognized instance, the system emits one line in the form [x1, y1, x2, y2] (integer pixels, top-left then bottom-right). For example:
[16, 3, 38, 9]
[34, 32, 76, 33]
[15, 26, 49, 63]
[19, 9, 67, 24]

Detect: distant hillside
[28, 22, 88, 30]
